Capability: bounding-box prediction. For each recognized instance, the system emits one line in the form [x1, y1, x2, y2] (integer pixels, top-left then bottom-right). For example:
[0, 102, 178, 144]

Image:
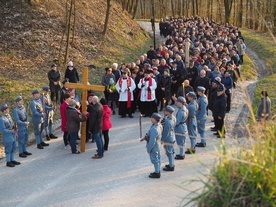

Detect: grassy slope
[241, 29, 276, 120]
[0, 0, 151, 110]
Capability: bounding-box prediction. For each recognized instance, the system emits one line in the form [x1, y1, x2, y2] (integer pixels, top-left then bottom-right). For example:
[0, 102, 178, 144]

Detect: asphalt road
[0, 109, 223, 207]
[0, 22, 224, 207]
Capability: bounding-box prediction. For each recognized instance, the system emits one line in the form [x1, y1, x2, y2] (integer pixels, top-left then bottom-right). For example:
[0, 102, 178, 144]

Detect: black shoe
[113, 111, 116, 115]
[210, 127, 216, 130]
[11, 160, 21, 165]
[77, 137, 81, 140]
[195, 142, 206, 147]
[163, 165, 174, 171]
[213, 132, 219, 136]
[46, 135, 51, 141]
[121, 115, 126, 118]
[175, 154, 185, 160]
[49, 134, 58, 139]
[6, 162, 15, 167]
[185, 148, 196, 154]
[23, 151, 32, 156]
[19, 153, 27, 158]
[104, 148, 108, 151]
[129, 115, 133, 118]
[72, 150, 81, 154]
[211, 129, 217, 132]
[149, 172, 161, 178]
[41, 142, 49, 146]
[37, 144, 44, 149]
[159, 108, 163, 111]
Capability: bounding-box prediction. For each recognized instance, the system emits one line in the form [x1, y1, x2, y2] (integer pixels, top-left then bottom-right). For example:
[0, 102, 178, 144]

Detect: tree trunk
[272, 0, 276, 34]
[103, 0, 111, 36]
[71, 0, 76, 44]
[171, 0, 175, 16]
[224, 0, 234, 23]
[132, 0, 139, 19]
[64, 0, 73, 65]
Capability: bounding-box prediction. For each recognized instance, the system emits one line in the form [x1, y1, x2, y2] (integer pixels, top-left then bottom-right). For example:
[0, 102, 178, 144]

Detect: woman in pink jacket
[100, 98, 112, 151]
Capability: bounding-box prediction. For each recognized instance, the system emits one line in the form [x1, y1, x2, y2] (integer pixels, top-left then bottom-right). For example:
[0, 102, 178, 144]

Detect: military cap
[14, 96, 23, 102]
[176, 96, 186, 104]
[0, 104, 9, 112]
[32, 89, 40, 95]
[187, 91, 197, 99]
[151, 113, 162, 122]
[42, 86, 50, 91]
[217, 84, 225, 92]
[165, 105, 175, 113]
[197, 86, 206, 92]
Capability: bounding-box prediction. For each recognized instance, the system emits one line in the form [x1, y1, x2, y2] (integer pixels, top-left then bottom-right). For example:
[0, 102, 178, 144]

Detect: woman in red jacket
[100, 98, 112, 151]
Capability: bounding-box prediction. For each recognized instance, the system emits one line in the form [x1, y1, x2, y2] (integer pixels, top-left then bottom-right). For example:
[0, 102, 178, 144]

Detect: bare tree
[64, 0, 74, 65]
[224, 0, 234, 23]
[103, 0, 111, 36]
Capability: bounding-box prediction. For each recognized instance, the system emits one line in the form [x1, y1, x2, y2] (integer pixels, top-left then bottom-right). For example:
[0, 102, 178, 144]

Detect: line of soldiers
[142, 83, 227, 179]
[0, 87, 58, 167]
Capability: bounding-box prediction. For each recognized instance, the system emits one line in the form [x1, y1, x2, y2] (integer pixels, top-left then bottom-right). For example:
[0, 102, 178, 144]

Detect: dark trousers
[69, 131, 78, 153]
[226, 92, 231, 112]
[50, 92, 59, 104]
[119, 101, 133, 117]
[63, 131, 70, 146]
[102, 130, 109, 150]
[214, 117, 225, 136]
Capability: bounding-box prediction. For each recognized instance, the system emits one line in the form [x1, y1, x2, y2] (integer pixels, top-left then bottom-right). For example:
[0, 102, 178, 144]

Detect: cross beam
[64, 67, 105, 152]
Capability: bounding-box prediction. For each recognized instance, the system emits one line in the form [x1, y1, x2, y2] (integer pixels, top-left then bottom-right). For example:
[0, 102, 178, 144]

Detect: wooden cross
[65, 67, 105, 152]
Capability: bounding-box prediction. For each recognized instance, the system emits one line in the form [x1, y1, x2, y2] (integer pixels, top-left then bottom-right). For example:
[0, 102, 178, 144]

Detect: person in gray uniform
[13, 96, 32, 158]
[195, 86, 208, 147]
[161, 105, 176, 171]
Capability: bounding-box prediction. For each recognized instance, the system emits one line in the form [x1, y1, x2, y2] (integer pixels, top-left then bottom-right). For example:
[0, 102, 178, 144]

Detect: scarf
[119, 77, 132, 108]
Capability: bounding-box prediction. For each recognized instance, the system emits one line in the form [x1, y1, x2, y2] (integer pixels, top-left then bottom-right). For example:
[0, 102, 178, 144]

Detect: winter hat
[68, 61, 73, 67]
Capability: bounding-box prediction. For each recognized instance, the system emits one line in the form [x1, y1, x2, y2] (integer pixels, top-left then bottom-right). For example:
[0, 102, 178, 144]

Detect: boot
[49, 134, 58, 139]
[163, 165, 174, 171]
[149, 172, 161, 178]
[195, 142, 206, 147]
[6, 162, 15, 167]
[23, 151, 32, 156]
[37, 144, 44, 149]
[175, 154, 185, 160]
[41, 142, 49, 146]
[19, 153, 27, 158]
[11, 160, 21, 165]
[185, 148, 196, 154]
[46, 134, 51, 141]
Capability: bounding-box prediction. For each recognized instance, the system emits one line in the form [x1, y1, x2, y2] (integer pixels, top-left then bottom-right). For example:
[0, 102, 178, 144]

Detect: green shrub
[185, 125, 276, 207]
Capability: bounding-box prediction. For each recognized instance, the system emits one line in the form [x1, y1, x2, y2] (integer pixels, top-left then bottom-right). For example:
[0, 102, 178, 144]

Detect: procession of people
[1, 16, 270, 180]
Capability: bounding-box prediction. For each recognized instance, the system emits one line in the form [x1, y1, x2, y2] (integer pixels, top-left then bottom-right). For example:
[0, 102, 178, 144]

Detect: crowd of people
[0, 17, 271, 174]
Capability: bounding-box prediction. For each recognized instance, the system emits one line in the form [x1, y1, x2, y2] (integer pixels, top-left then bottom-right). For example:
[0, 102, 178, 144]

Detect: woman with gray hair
[66, 100, 87, 154]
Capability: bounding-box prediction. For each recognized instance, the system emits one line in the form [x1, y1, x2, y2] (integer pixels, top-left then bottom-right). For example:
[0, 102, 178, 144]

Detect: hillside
[0, 0, 151, 106]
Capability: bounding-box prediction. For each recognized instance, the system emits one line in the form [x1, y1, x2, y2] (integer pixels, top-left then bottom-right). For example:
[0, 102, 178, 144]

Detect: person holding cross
[116, 70, 136, 118]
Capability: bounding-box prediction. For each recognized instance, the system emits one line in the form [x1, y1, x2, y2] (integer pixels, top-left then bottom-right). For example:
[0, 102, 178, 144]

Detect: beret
[165, 105, 175, 113]
[68, 61, 73, 67]
[32, 89, 40, 95]
[42, 86, 50, 91]
[14, 96, 23, 102]
[0, 104, 9, 112]
[176, 96, 186, 104]
[151, 113, 162, 122]
[197, 86, 206, 92]
[187, 91, 197, 99]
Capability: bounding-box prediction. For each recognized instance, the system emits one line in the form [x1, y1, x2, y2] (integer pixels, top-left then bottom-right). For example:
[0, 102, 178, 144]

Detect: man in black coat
[147, 46, 156, 61]
[48, 64, 61, 106]
[212, 84, 227, 138]
[194, 70, 210, 95]
[88, 96, 104, 159]
[170, 62, 181, 105]
[160, 69, 171, 110]
[186, 60, 198, 88]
